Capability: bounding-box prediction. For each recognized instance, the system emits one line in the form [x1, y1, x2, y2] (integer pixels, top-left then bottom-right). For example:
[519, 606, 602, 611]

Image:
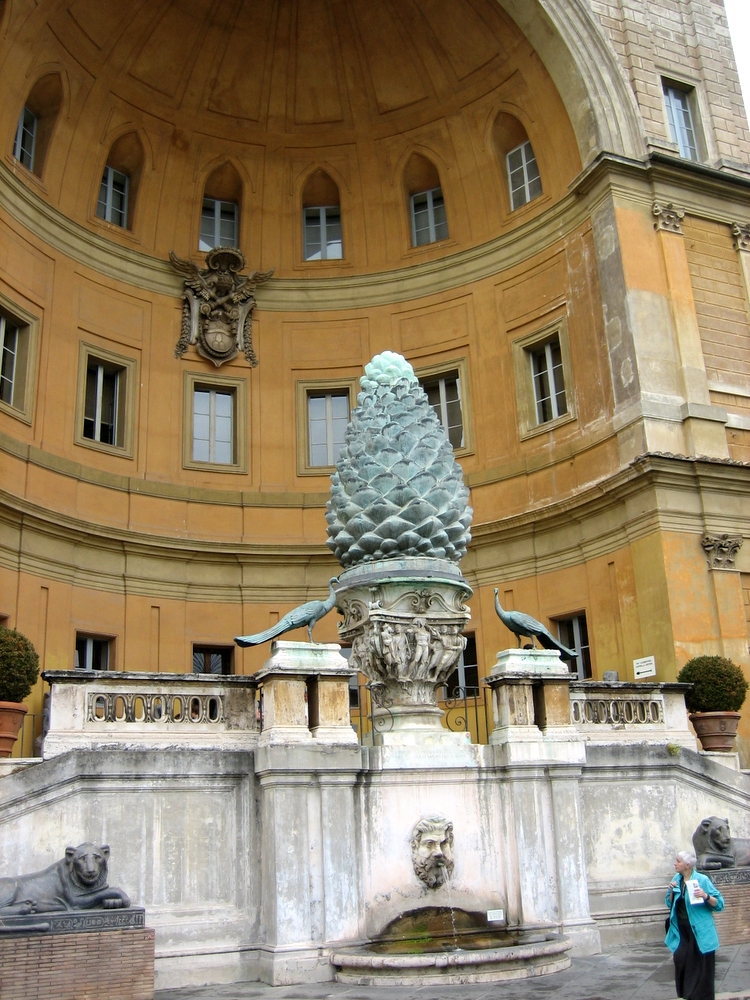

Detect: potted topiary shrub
[677, 655, 749, 752]
[0, 626, 40, 757]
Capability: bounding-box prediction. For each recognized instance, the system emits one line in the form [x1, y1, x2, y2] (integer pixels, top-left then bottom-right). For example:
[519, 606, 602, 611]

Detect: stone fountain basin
[329, 908, 572, 985]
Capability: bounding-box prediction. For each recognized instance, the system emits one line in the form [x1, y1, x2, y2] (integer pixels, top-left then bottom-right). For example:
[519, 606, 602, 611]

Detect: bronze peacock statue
[493, 588, 576, 658]
[235, 578, 338, 647]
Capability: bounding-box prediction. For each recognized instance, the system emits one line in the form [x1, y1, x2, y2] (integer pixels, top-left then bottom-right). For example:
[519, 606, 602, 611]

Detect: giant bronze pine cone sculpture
[326, 352, 472, 566]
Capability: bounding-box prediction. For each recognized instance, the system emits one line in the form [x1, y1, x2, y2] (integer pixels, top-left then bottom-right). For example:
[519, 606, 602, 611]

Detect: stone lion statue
[0, 843, 131, 914]
[692, 816, 750, 870]
[411, 816, 454, 888]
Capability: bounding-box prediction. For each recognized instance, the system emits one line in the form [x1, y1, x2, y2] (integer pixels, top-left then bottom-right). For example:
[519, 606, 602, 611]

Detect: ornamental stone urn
[327, 352, 473, 742]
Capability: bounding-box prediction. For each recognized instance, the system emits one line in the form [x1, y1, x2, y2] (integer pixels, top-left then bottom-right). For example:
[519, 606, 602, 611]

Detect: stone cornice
[465, 453, 750, 585]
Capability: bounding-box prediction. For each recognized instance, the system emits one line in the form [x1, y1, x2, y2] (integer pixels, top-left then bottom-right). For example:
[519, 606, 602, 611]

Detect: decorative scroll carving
[411, 816, 454, 888]
[732, 222, 750, 253]
[653, 202, 685, 234]
[0, 844, 131, 915]
[169, 247, 273, 367]
[570, 696, 663, 726]
[701, 533, 743, 570]
[87, 691, 224, 724]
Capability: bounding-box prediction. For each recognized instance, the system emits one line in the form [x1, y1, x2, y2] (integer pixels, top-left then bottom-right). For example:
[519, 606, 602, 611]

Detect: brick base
[0, 927, 155, 1000]
[714, 884, 750, 945]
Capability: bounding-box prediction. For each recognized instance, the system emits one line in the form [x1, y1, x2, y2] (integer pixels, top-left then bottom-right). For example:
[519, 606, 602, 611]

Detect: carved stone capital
[701, 532, 743, 570]
[732, 222, 750, 253]
[653, 202, 685, 234]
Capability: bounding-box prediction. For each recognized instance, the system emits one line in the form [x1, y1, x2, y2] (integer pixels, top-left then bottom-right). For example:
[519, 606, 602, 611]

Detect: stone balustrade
[569, 681, 696, 748]
[41, 670, 260, 758]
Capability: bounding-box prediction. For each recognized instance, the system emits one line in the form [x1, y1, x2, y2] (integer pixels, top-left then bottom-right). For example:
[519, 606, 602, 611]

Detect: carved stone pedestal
[486, 649, 584, 764]
[336, 558, 471, 744]
[254, 640, 357, 745]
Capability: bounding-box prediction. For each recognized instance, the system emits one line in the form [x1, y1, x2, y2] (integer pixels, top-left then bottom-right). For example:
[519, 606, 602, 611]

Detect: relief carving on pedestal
[169, 247, 274, 367]
[411, 816, 454, 888]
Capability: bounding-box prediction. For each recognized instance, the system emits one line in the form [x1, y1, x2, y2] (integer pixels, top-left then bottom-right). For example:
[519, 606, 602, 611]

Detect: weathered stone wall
[580, 745, 750, 945]
[586, 0, 750, 166]
[683, 216, 750, 385]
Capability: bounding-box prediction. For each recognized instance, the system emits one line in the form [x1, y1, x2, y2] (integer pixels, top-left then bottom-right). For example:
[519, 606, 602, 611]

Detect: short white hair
[677, 850, 697, 866]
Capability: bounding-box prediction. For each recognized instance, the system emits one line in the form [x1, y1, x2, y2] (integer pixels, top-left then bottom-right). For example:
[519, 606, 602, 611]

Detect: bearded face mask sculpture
[411, 816, 454, 888]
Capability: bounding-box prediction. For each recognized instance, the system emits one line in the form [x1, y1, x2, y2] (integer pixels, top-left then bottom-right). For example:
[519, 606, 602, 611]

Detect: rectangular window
[75, 634, 111, 671]
[96, 165, 129, 227]
[304, 206, 343, 260]
[0, 299, 37, 423]
[556, 614, 592, 680]
[663, 84, 699, 161]
[199, 198, 238, 251]
[530, 336, 567, 425]
[0, 316, 20, 407]
[443, 633, 479, 698]
[192, 646, 233, 674]
[75, 344, 136, 456]
[83, 358, 124, 446]
[419, 370, 464, 449]
[192, 387, 235, 465]
[507, 141, 542, 210]
[307, 390, 349, 466]
[411, 187, 448, 246]
[13, 107, 37, 171]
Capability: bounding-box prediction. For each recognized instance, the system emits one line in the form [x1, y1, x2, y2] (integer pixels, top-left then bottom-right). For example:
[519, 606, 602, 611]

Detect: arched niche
[302, 168, 340, 208]
[203, 161, 243, 205]
[21, 72, 63, 178]
[100, 131, 144, 230]
[492, 112, 543, 210]
[301, 169, 342, 261]
[200, 161, 243, 250]
[494, 0, 645, 163]
[402, 153, 442, 199]
[402, 153, 448, 247]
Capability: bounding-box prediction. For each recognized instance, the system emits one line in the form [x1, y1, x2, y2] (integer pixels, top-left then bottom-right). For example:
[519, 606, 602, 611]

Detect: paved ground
[155, 943, 750, 1000]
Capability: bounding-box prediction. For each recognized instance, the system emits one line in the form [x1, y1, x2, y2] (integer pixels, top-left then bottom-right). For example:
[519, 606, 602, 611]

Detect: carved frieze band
[701, 533, 743, 570]
[732, 222, 750, 253]
[653, 202, 685, 234]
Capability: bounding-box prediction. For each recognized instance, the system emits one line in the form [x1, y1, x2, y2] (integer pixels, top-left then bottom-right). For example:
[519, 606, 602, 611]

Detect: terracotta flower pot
[689, 711, 742, 752]
[0, 701, 27, 757]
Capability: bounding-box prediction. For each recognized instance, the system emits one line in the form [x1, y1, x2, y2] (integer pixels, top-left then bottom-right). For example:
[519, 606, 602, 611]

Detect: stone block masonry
[0, 927, 155, 1000]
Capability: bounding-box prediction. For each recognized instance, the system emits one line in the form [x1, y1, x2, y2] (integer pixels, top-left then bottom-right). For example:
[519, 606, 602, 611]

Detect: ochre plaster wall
[0, 0, 749, 761]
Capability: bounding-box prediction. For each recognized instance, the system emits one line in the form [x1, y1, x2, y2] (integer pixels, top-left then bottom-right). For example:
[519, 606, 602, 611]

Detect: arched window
[200, 162, 242, 251]
[96, 132, 144, 230]
[302, 169, 342, 260]
[12, 73, 62, 178]
[492, 113, 542, 211]
[403, 154, 448, 247]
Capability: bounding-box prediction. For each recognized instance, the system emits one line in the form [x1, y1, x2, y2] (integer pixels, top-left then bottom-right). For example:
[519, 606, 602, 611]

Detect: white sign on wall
[633, 655, 656, 679]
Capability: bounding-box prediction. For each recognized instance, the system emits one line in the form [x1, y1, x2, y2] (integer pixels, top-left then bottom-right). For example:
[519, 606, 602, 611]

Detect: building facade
[1, 1, 750, 757]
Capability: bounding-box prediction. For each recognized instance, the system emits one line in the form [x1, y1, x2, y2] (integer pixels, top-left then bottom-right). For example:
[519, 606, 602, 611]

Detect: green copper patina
[326, 351, 473, 567]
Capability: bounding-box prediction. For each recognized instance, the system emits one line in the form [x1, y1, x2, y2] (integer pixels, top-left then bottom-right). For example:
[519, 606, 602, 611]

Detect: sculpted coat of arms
[169, 247, 274, 367]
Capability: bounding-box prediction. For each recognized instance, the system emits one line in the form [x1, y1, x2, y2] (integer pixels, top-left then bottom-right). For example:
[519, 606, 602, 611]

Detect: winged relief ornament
[169, 247, 274, 367]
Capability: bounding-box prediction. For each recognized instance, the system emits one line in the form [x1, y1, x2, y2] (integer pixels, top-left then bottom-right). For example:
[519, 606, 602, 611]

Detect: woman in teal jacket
[665, 850, 725, 1000]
